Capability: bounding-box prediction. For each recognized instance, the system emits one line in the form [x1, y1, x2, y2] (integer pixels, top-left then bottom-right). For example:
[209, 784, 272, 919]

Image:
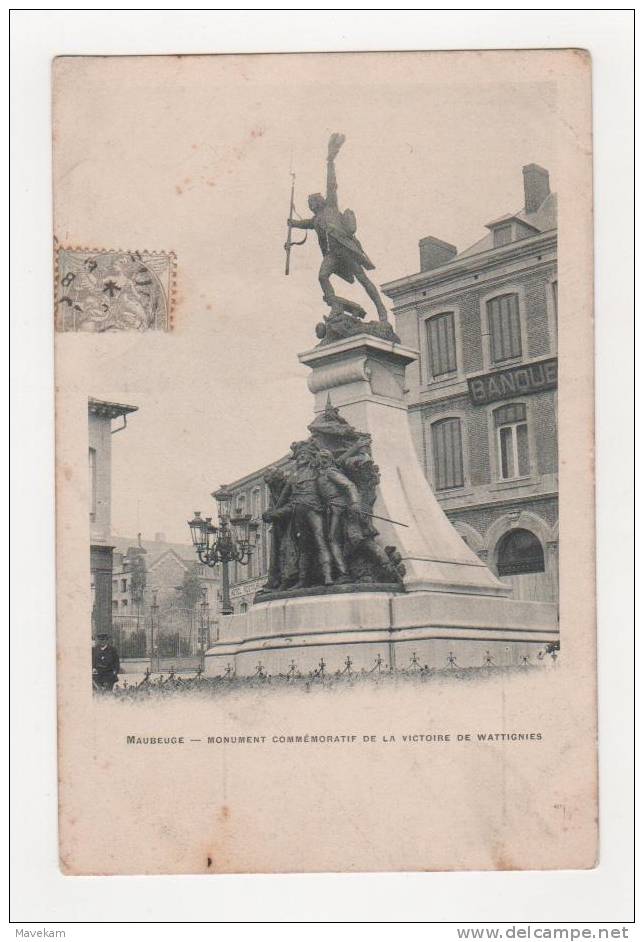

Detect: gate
[112, 606, 216, 672]
[112, 614, 147, 659]
[151, 606, 215, 672]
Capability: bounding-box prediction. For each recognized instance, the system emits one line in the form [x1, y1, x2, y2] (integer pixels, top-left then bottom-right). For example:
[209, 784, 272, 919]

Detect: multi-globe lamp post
[188, 486, 259, 617]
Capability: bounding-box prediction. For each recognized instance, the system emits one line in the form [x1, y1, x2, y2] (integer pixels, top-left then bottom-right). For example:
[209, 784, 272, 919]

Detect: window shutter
[493, 225, 512, 247]
[427, 313, 457, 377]
[487, 294, 522, 362]
[431, 418, 464, 490]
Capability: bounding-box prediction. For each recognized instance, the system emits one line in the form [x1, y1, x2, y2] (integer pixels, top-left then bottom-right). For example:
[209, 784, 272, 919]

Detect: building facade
[110, 533, 220, 656]
[220, 458, 290, 613]
[111, 533, 220, 614]
[381, 163, 558, 602]
[88, 397, 138, 638]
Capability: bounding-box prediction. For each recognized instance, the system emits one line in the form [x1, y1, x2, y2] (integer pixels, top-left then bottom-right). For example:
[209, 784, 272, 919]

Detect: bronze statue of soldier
[311, 447, 363, 583]
[316, 447, 404, 584]
[287, 133, 390, 323]
[259, 408, 407, 596]
[262, 467, 296, 591]
[266, 441, 361, 589]
[265, 442, 334, 588]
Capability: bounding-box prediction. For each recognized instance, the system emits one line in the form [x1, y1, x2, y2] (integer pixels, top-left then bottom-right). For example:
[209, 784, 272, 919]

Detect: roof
[484, 213, 539, 232]
[218, 453, 291, 493]
[88, 397, 138, 419]
[458, 192, 557, 259]
[382, 192, 557, 297]
[111, 535, 197, 565]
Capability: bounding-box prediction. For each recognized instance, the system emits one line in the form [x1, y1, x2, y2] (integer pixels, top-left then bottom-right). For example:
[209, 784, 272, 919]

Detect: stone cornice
[381, 230, 557, 303]
[88, 397, 138, 419]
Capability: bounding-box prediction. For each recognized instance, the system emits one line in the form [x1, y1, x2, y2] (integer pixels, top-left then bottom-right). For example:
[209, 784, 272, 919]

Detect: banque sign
[467, 357, 557, 406]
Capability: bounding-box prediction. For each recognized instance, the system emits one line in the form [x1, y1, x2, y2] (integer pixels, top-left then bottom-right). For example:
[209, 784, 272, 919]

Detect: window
[240, 602, 248, 614]
[426, 313, 457, 378]
[121, 599, 128, 609]
[497, 529, 545, 576]
[112, 579, 117, 590]
[494, 404, 530, 480]
[88, 447, 97, 519]
[486, 293, 522, 363]
[252, 487, 261, 519]
[112, 600, 118, 610]
[431, 418, 464, 490]
[493, 225, 512, 248]
[551, 280, 558, 334]
[121, 578, 127, 592]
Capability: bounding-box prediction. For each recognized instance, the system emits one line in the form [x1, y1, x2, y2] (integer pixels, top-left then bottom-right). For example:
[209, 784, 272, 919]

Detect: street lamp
[188, 486, 260, 616]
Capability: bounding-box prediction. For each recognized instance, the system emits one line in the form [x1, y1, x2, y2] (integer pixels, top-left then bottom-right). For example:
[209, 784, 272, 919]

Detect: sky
[53, 52, 559, 543]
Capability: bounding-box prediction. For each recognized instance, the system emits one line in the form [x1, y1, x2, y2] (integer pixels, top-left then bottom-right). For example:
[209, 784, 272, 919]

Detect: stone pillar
[299, 335, 509, 597]
[546, 540, 559, 603]
[90, 544, 114, 638]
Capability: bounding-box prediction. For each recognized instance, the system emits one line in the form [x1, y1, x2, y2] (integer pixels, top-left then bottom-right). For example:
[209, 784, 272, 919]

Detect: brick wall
[523, 268, 556, 358]
[396, 259, 557, 404]
[531, 390, 558, 474]
[419, 387, 557, 493]
[446, 496, 559, 542]
[457, 288, 485, 374]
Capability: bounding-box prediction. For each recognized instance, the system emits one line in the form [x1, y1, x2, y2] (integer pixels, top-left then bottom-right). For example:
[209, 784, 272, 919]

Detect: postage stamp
[55, 248, 176, 332]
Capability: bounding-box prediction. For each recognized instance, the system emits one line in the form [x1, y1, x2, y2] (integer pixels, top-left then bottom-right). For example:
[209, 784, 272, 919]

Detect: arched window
[240, 601, 248, 614]
[497, 529, 545, 576]
[431, 417, 464, 490]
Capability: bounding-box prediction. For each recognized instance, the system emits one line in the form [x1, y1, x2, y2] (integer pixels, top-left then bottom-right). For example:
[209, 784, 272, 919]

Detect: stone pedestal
[204, 590, 558, 675]
[204, 333, 559, 677]
[299, 335, 508, 596]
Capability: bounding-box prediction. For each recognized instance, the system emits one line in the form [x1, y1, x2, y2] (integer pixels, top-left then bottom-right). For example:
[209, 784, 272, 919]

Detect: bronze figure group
[260, 401, 405, 594]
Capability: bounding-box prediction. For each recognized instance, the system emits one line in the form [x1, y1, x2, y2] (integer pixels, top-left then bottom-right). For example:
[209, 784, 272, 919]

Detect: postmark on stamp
[55, 248, 176, 332]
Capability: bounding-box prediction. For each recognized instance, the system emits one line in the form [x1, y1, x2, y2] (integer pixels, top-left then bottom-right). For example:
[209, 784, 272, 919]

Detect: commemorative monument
[199, 134, 559, 675]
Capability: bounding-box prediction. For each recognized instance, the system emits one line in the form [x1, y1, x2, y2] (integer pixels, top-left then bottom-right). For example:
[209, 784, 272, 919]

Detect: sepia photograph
[48, 49, 599, 879]
[9, 7, 637, 930]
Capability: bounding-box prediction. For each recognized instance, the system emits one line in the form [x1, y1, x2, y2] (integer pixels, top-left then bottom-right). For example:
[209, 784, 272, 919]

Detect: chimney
[154, 532, 166, 543]
[522, 164, 550, 213]
[419, 236, 457, 272]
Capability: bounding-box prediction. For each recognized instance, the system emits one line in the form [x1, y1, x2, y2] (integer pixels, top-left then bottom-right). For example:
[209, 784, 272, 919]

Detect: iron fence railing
[109, 608, 217, 664]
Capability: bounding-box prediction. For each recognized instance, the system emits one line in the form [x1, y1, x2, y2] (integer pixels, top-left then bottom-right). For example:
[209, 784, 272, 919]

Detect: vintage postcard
[53, 50, 596, 875]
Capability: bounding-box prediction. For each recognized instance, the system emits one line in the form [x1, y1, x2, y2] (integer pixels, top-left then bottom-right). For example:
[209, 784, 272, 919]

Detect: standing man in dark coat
[92, 632, 120, 691]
